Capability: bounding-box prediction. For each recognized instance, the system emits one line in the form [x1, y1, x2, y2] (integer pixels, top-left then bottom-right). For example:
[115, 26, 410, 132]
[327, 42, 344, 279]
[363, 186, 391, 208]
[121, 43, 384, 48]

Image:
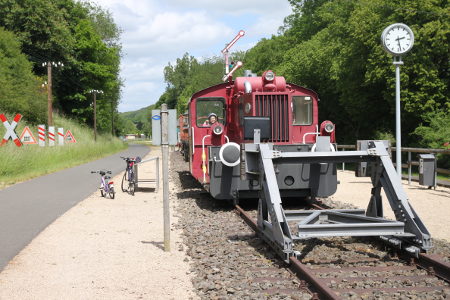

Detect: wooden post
[47, 62, 53, 126]
[93, 92, 97, 142]
[111, 100, 114, 136]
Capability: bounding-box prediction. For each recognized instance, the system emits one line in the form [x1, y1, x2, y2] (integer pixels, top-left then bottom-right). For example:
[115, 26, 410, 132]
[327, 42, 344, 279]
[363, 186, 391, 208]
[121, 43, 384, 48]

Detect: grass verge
[0, 114, 127, 189]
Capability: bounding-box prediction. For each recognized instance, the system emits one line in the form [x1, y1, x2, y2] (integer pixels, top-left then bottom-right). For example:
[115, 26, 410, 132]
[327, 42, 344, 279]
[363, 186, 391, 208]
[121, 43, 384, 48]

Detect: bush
[414, 111, 450, 168]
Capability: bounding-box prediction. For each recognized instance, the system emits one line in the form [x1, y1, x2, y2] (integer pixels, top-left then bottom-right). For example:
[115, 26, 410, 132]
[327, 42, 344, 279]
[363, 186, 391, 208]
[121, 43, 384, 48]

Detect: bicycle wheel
[121, 172, 127, 192]
[129, 182, 135, 196]
[100, 183, 105, 197]
[109, 187, 115, 199]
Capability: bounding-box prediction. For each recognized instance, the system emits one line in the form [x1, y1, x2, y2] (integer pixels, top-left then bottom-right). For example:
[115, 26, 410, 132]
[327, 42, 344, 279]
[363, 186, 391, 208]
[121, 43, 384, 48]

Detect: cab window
[196, 98, 225, 127]
[292, 96, 312, 125]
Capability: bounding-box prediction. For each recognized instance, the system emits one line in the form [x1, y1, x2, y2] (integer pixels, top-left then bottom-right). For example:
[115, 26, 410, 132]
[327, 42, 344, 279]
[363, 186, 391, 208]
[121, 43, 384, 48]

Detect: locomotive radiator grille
[255, 94, 289, 142]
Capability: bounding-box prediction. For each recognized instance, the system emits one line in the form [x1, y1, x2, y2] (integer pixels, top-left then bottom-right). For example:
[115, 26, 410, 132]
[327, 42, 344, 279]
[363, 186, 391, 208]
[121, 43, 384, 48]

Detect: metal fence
[337, 144, 450, 187]
[133, 156, 159, 192]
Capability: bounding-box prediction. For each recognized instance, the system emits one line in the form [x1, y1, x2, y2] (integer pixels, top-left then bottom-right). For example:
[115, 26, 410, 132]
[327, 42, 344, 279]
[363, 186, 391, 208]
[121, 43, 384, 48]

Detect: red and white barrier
[58, 128, 64, 146]
[48, 126, 55, 146]
[1, 113, 22, 147]
[38, 125, 46, 147]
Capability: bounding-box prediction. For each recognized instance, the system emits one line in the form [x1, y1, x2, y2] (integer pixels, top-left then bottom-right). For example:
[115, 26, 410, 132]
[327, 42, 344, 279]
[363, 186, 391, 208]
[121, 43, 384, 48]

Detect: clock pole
[394, 56, 403, 177]
[381, 23, 414, 179]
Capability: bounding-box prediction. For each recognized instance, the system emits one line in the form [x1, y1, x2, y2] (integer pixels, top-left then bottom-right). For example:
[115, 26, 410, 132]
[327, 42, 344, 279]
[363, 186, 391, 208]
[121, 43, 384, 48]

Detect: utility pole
[111, 100, 114, 136]
[88, 89, 103, 141]
[42, 61, 63, 126]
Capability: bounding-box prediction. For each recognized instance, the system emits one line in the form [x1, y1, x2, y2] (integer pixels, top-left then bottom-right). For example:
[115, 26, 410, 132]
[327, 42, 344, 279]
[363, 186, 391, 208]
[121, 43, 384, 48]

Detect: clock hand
[395, 36, 405, 51]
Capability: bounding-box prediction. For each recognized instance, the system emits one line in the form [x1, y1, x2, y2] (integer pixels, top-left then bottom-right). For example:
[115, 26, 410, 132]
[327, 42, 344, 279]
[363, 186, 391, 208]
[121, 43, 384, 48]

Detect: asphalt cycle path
[0, 144, 150, 271]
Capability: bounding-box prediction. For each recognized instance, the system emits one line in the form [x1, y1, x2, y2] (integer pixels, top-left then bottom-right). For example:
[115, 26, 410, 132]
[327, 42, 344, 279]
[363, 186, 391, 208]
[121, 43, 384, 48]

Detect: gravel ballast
[171, 152, 450, 299]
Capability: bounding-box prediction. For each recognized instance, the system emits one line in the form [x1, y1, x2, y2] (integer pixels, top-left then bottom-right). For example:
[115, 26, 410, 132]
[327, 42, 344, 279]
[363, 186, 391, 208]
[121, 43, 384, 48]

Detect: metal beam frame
[251, 138, 432, 262]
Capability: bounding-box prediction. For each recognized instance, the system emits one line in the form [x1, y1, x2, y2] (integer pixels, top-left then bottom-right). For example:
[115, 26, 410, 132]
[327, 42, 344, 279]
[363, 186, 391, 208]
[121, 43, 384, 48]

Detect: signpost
[161, 104, 170, 252]
[1, 114, 23, 147]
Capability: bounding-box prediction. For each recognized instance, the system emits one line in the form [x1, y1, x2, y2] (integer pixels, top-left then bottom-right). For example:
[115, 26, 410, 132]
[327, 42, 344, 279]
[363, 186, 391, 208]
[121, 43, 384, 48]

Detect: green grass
[0, 114, 127, 189]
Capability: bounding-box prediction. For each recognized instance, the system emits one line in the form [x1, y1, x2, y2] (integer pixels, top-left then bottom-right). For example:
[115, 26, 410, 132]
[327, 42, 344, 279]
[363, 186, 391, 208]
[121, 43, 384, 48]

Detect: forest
[0, 0, 122, 134]
[156, 0, 449, 150]
[1, 0, 448, 150]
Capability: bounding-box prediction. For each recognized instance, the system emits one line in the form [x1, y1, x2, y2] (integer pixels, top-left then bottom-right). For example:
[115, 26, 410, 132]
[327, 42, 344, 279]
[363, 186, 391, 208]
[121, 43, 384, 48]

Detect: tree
[0, 27, 46, 124]
[247, 0, 449, 144]
[0, 0, 123, 134]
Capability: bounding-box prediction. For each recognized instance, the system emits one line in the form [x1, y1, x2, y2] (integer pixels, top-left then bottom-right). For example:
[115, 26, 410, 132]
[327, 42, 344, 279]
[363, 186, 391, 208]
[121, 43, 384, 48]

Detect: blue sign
[152, 115, 161, 120]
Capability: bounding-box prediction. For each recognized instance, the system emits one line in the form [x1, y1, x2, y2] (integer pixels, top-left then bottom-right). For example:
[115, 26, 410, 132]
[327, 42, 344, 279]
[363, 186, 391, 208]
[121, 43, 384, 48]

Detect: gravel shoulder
[0, 149, 197, 299]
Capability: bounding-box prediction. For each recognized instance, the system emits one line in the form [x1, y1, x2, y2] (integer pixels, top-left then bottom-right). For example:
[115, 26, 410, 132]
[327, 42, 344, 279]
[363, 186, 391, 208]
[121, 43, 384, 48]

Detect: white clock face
[382, 23, 414, 55]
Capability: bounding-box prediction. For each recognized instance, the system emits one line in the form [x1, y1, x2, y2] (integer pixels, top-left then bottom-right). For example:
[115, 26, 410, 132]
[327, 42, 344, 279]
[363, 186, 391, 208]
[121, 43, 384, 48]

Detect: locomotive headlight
[244, 103, 252, 113]
[264, 71, 275, 81]
[325, 123, 335, 133]
[219, 142, 241, 167]
[212, 124, 223, 135]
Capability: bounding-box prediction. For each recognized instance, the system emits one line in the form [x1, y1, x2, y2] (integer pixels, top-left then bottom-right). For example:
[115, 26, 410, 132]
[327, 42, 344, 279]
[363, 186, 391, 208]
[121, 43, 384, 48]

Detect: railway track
[171, 151, 450, 299]
[235, 204, 450, 299]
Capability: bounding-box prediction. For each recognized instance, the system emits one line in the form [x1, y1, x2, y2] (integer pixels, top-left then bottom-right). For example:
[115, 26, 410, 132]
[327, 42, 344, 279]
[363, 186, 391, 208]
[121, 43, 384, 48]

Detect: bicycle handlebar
[121, 156, 136, 162]
[91, 170, 112, 175]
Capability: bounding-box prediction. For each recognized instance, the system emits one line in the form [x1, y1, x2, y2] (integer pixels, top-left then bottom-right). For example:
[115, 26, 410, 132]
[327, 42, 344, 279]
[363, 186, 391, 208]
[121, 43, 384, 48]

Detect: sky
[91, 0, 293, 112]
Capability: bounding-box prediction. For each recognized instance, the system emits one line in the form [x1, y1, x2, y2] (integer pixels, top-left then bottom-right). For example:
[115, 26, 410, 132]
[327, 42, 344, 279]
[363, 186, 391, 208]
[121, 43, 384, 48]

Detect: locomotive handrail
[191, 126, 195, 154]
[302, 125, 319, 144]
[202, 135, 211, 183]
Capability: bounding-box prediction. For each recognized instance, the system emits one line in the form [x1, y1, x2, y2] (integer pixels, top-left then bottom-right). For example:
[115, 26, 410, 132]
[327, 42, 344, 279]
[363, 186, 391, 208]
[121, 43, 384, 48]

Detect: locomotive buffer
[244, 131, 431, 262]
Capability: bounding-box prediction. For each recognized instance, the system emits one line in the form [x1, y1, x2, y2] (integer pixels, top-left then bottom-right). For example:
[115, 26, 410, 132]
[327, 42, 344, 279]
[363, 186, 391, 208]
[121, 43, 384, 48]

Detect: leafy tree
[0, 0, 75, 71]
[0, 0, 122, 135]
[414, 111, 450, 167]
[246, 0, 449, 144]
[0, 27, 46, 124]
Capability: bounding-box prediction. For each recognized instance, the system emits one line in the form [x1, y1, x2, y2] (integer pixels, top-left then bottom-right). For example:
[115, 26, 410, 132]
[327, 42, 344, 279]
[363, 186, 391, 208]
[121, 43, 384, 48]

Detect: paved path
[0, 144, 150, 271]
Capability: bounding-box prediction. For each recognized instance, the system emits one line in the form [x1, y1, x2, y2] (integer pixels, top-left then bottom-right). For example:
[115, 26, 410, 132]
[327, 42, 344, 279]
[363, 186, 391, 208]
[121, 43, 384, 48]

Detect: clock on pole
[381, 23, 414, 177]
[381, 23, 414, 55]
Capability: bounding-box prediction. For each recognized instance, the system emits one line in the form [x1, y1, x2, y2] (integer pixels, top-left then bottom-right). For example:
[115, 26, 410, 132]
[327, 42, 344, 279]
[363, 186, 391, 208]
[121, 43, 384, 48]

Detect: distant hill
[120, 104, 156, 136]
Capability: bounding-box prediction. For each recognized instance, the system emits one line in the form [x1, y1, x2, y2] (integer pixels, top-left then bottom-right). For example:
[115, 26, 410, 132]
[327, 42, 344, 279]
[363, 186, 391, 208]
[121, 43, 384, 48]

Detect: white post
[58, 128, 64, 146]
[38, 125, 46, 147]
[394, 57, 403, 178]
[48, 126, 55, 146]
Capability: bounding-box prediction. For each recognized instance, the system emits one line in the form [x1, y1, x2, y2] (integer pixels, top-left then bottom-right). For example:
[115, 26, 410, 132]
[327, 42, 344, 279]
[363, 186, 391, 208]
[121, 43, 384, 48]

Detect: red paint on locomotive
[185, 71, 336, 188]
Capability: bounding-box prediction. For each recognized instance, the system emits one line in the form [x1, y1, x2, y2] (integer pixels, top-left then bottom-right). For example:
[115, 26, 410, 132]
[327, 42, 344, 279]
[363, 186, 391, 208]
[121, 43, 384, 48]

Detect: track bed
[170, 151, 450, 299]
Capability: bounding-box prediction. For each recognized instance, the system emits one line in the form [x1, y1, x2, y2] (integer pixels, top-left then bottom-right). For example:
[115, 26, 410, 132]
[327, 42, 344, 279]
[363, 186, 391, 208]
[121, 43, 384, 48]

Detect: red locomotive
[184, 68, 337, 200]
[180, 31, 431, 258]
[178, 113, 189, 161]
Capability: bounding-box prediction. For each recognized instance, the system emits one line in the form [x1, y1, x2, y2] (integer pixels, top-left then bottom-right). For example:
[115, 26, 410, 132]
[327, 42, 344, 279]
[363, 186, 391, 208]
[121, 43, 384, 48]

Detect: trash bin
[419, 154, 436, 187]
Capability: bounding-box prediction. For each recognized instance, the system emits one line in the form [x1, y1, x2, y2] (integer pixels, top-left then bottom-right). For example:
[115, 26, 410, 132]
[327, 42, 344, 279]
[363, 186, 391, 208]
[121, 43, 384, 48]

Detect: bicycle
[120, 156, 141, 195]
[91, 170, 115, 199]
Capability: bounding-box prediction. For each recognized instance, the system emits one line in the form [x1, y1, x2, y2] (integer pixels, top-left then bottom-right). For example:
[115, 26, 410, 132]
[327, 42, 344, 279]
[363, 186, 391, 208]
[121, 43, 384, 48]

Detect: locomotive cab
[187, 70, 337, 201]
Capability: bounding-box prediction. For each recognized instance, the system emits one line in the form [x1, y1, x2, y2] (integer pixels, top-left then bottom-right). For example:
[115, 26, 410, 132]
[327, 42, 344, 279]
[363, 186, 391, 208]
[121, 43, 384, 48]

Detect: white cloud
[123, 11, 232, 60]
[91, 0, 293, 111]
[166, 0, 291, 16]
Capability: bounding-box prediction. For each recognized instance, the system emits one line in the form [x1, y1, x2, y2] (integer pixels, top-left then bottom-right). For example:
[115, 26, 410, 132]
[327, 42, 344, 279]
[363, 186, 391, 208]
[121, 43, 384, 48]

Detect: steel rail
[235, 203, 450, 299]
[417, 253, 450, 283]
[234, 204, 341, 300]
